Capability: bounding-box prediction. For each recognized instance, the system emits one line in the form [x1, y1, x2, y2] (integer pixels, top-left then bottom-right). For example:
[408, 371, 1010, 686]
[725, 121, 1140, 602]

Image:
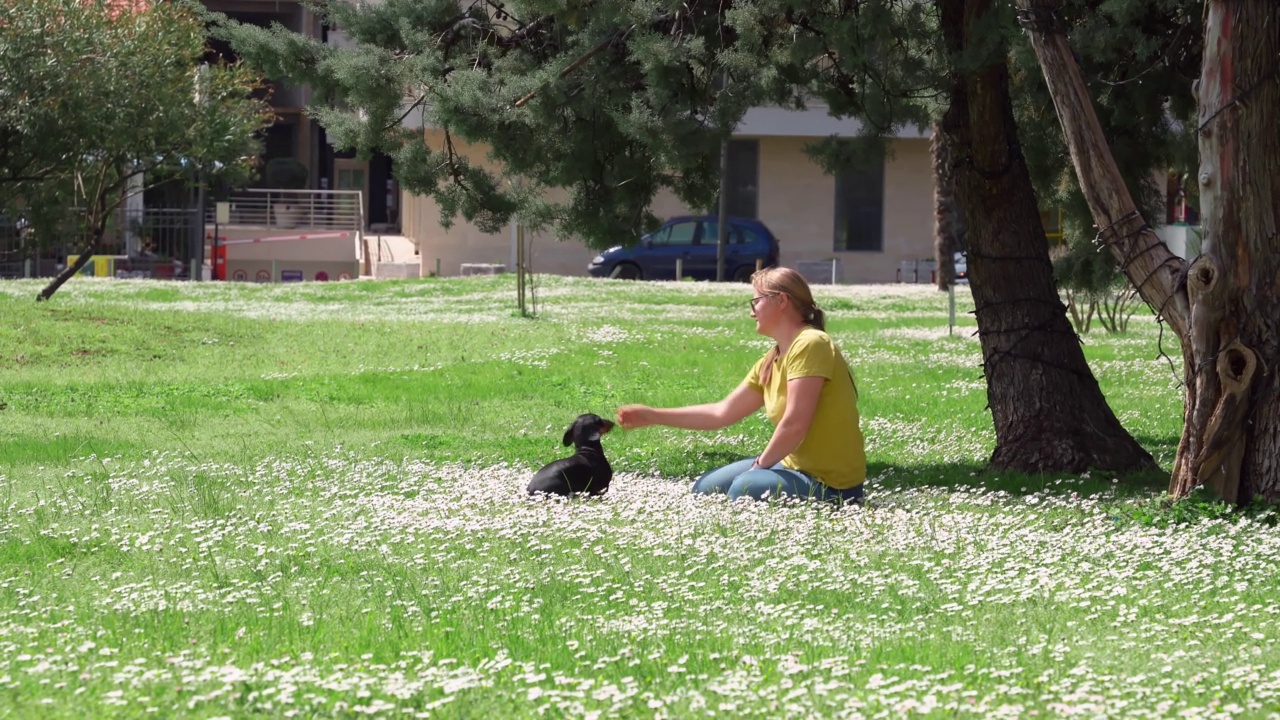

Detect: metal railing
[207, 189, 365, 232]
[1, 207, 200, 279]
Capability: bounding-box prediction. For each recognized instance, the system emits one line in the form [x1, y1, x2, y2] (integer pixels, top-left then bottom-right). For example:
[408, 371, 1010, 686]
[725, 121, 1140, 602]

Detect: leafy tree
[1019, 0, 1280, 503]
[213, 0, 1193, 475]
[0, 0, 271, 300]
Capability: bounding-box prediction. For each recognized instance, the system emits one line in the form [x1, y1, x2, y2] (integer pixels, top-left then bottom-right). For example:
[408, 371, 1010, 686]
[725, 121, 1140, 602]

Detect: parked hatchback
[588, 215, 780, 281]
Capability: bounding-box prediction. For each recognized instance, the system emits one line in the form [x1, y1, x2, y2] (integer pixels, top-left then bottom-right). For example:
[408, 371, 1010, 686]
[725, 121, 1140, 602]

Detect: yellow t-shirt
[745, 327, 866, 489]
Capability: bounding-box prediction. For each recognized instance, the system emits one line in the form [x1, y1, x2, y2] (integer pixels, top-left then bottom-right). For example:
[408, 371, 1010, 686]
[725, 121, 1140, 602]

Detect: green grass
[0, 275, 1275, 718]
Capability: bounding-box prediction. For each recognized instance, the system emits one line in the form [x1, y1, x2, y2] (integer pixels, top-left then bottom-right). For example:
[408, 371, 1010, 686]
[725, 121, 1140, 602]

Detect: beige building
[402, 104, 937, 284]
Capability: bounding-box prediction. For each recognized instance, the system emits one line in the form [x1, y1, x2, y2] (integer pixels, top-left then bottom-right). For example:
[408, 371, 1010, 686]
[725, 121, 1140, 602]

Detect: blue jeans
[692, 458, 864, 504]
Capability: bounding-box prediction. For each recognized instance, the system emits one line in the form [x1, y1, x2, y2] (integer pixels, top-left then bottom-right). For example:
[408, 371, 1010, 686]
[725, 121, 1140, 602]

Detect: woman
[617, 267, 866, 503]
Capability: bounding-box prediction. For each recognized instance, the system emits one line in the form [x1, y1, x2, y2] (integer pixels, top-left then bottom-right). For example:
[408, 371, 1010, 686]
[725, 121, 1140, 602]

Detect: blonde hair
[754, 267, 827, 385]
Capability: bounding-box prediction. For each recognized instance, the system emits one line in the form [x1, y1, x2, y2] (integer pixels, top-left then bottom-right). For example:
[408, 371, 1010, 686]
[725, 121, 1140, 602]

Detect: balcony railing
[209, 189, 364, 232]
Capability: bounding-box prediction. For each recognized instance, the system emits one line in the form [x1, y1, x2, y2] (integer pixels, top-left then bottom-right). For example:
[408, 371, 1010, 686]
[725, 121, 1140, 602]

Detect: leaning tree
[213, 0, 1196, 476]
[0, 0, 270, 301]
[1018, 0, 1280, 503]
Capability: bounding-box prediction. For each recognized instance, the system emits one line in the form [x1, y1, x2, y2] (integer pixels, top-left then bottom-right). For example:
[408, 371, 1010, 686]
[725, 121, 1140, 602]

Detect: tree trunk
[941, 0, 1156, 474]
[1016, 0, 1280, 502]
[37, 233, 101, 302]
[932, 121, 961, 290]
[38, 195, 110, 302]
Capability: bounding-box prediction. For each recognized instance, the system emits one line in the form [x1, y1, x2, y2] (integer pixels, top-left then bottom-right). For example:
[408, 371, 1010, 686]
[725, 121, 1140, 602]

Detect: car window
[734, 223, 762, 246]
[653, 220, 697, 247]
[699, 220, 718, 246]
[700, 221, 750, 246]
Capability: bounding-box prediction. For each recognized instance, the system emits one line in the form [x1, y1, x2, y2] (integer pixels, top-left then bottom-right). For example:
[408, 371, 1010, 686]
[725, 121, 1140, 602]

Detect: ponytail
[754, 267, 824, 385]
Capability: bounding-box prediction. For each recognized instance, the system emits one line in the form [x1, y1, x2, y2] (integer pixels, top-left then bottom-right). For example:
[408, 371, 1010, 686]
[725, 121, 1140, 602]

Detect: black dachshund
[527, 414, 615, 497]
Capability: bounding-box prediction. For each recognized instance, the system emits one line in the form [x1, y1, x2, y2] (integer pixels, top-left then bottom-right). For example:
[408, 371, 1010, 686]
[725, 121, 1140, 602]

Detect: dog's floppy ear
[562, 424, 576, 446]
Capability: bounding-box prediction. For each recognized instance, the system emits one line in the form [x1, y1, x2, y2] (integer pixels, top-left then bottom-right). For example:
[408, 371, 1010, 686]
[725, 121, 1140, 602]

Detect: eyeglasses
[750, 293, 778, 311]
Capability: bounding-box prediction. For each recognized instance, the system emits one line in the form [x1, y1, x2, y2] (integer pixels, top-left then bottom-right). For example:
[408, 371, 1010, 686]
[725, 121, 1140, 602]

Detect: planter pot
[272, 204, 303, 229]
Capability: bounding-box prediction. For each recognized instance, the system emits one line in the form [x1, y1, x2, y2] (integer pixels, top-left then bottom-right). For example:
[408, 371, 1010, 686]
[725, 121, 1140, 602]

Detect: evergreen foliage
[211, 0, 1198, 255]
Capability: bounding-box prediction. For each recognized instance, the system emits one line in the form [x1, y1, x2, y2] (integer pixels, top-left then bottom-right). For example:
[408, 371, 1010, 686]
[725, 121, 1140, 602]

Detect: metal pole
[21, 224, 30, 278]
[714, 68, 731, 282]
[192, 172, 206, 281]
[516, 221, 526, 315]
[716, 137, 730, 282]
[830, 258, 837, 284]
[948, 283, 956, 336]
[212, 218, 219, 281]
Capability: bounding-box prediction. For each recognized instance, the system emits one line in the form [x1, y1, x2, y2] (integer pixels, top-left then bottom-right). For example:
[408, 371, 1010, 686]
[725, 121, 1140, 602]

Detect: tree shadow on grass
[615, 443, 1179, 502]
[868, 459, 1171, 501]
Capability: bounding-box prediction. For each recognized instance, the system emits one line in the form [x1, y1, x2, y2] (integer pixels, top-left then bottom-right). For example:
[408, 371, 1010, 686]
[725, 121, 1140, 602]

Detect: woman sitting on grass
[617, 267, 866, 503]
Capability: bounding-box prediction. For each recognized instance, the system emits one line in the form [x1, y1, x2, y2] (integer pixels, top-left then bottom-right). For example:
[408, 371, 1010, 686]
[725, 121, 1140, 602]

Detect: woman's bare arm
[618, 382, 763, 431]
[754, 375, 823, 467]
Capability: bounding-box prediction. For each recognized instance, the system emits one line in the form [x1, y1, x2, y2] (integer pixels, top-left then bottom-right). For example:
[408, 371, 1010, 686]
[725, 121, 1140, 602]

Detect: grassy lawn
[0, 275, 1275, 718]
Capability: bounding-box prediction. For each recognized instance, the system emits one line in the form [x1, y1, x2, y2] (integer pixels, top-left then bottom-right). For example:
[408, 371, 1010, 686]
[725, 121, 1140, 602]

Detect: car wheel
[610, 263, 641, 280]
[732, 265, 755, 282]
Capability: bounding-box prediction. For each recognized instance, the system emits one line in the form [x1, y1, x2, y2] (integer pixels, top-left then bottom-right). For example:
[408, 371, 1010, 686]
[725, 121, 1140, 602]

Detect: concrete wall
[401, 135, 597, 277]
[209, 225, 360, 282]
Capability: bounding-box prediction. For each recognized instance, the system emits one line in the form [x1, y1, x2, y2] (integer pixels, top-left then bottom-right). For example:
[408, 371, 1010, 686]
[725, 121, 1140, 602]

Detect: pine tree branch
[513, 26, 635, 108]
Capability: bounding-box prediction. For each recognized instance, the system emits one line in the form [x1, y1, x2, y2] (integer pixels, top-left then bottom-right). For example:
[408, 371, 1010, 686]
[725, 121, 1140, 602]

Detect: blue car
[588, 215, 780, 281]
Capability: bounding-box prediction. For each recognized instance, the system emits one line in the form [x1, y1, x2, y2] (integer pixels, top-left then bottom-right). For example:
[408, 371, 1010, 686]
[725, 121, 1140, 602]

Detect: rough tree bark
[941, 0, 1157, 473]
[932, 121, 961, 290]
[1016, 0, 1280, 502]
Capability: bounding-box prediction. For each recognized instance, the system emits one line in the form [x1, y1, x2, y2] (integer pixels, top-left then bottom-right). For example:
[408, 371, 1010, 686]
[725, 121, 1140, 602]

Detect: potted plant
[264, 157, 309, 228]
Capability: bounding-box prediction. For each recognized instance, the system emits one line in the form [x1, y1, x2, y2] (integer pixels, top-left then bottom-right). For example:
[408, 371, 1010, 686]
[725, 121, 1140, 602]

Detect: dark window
[699, 220, 750, 246]
[263, 123, 296, 161]
[715, 139, 760, 219]
[833, 143, 885, 252]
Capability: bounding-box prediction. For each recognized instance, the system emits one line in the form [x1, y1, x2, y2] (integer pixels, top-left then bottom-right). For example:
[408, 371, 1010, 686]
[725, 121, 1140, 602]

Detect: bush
[263, 157, 309, 190]
[1052, 243, 1140, 334]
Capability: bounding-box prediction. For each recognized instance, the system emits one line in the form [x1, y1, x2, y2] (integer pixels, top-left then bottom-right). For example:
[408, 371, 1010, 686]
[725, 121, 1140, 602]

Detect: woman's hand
[616, 404, 656, 430]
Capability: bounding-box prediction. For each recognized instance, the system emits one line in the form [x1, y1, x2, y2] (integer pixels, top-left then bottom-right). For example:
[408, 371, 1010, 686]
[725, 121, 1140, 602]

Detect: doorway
[334, 158, 368, 227]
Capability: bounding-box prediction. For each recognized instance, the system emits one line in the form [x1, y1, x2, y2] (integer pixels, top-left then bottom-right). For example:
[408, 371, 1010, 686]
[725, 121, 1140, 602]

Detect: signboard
[67, 255, 120, 278]
[281, 270, 304, 282]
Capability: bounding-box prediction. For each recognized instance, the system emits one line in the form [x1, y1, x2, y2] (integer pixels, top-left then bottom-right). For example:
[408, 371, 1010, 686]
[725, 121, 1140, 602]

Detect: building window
[833, 143, 885, 252]
[722, 139, 759, 219]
